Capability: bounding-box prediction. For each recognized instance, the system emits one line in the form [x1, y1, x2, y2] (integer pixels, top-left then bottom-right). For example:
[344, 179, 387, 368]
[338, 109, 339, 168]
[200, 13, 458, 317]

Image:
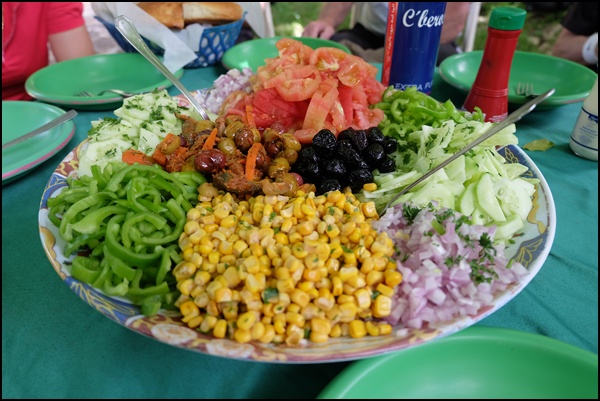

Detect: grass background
[270, 2, 569, 55]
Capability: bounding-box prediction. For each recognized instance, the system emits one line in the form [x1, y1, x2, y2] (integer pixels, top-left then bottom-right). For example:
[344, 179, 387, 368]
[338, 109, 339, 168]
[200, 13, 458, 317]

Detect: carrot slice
[202, 127, 219, 150]
[245, 142, 262, 181]
[152, 147, 167, 166]
[246, 104, 256, 130]
[122, 149, 154, 166]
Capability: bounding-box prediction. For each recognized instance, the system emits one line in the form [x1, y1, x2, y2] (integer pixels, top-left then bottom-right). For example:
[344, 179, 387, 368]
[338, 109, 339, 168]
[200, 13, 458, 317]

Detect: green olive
[180, 156, 197, 172]
[224, 121, 245, 139]
[161, 135, 181, 155]
[195, 120, 215, 133]
[217, 137, 238, 155]
[268, 157, 291, 178]
[282, 133, 302, 152]
[278, 173, 299, 196]
[276, 148, 298, 165]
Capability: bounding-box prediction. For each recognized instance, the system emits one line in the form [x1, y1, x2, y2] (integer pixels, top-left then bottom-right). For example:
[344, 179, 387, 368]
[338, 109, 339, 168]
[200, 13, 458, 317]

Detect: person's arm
[302, 2, 355, 39]
[48, 25, 95, 62]
[440, 2, 470, 44]
[551, 3, 598, 67]
[552, 29, 597, 66]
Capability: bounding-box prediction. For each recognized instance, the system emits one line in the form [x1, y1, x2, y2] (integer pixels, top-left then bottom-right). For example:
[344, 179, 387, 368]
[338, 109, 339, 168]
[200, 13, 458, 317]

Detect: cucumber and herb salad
[78, 89, 202, 178]
[359, 87, 539, 244]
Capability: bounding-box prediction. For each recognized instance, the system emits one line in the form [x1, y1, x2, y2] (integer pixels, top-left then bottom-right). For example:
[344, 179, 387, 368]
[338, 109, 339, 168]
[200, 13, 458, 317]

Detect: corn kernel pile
[174, 186, 402, 346]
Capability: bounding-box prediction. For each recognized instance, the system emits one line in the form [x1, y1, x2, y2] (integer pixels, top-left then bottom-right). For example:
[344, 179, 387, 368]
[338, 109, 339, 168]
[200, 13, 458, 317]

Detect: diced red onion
[373, 202, 529, 330]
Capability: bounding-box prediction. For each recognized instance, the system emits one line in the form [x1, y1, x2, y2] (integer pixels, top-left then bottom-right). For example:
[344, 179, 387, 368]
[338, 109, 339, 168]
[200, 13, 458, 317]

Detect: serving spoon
[376, 88, 556, 217]
[114, 15, 211, 121]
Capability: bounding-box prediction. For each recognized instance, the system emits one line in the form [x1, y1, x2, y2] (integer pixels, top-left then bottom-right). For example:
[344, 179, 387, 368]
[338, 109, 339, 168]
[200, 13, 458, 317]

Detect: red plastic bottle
[462, 7, 527, 122]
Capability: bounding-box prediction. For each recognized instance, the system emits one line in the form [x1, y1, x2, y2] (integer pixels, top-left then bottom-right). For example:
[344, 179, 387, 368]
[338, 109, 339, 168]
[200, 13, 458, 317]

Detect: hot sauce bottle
[462, 6, 527, 122]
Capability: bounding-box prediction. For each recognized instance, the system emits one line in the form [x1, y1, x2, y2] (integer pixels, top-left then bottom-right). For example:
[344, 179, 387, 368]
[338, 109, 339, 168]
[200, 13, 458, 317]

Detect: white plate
[38, 142, 555, 363]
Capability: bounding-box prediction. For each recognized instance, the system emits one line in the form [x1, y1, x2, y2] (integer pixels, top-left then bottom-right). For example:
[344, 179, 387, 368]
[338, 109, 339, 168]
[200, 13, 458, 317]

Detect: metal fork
[74, 89, 137, 97]
[516, 82, 536, 99]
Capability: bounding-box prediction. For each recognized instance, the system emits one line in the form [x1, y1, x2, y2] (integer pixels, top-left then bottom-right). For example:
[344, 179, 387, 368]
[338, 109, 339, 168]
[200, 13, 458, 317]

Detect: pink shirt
[2, 2, 86, 100]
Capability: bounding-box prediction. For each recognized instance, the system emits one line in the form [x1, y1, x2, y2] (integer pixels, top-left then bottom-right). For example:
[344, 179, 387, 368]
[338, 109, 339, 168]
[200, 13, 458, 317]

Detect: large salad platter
[38, 141, 554, 362]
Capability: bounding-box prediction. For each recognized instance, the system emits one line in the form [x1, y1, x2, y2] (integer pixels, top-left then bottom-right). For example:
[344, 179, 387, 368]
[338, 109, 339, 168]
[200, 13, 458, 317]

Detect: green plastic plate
[2, 101, 75, 184]
[25, 53, 183, 111]
[438, 51, 597, 109]
[318, 326, 598, 399]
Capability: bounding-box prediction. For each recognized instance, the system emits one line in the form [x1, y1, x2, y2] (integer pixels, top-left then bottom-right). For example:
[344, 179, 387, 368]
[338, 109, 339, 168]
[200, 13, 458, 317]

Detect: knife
[377, 88, 556, 216]
[2, 109, 78, 151]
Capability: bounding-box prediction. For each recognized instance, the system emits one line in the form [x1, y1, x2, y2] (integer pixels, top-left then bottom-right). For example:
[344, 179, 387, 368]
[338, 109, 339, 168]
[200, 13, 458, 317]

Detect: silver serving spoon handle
[114, 15, 211, 121]
[377, 88, 556, 216]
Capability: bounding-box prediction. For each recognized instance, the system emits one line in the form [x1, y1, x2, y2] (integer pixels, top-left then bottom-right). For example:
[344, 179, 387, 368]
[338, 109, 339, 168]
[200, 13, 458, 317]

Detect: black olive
[337, 127, 356, 142]
[351, 129, 369, 152]
[377, 156, 396, 173]
[336, 140, 354, 152]
[366, 126, 385, 144]
[298, 146, 320, 164]
[312, 129, 338, 156]
[348, 169, 374, 192]
[363, 143, 386, 168]
[382, 137, 398, 154]
[323, 158, 347, 179]
[304, 162, 321, 180]
[318, 179, 342, 195]
[337, 146, 369, 169]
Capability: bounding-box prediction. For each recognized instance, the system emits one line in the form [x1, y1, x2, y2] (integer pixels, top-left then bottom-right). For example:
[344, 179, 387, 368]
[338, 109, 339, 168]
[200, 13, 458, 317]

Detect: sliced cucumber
[496, 177, 535, 221]
[476, 173, 506, 222]
[407, 181, 455, 210]
[494, 213, 525, 241]
[458, 181, 477, 216]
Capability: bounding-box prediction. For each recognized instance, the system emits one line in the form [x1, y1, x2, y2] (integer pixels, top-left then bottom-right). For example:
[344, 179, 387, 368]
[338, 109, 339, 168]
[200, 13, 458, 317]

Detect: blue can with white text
[382, 2, 447, 94]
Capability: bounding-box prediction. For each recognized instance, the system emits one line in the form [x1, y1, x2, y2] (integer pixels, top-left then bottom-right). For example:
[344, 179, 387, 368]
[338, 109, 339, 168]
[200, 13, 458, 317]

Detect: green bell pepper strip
[121, 212, 167, 249]
[90, 164, 109, 188]
[136, 198, 168, 214]
[64, 230, 106, 256]
[92, 257, 112, 289]
[102, 269, 130, 297]
[125, 176, 152, 214]
[136, 198, 185, 246]
[141, 295, 162, 317]
[70, 256, 102, 284]
[69, 205, 128, 236]
[156, 248, 172, 285]
[59, 193, 117, 242]
[105, 214, 163, 268]
[103, 244, 137, 282]
[128, 281, 170, 298]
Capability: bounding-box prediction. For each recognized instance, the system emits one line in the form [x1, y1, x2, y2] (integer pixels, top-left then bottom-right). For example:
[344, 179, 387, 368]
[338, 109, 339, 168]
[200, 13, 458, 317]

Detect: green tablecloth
[2, 66, 598, 399]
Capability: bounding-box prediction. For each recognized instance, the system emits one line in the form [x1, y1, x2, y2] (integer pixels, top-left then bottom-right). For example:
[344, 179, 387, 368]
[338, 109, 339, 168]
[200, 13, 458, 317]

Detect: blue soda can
[382, 2, 447, 94]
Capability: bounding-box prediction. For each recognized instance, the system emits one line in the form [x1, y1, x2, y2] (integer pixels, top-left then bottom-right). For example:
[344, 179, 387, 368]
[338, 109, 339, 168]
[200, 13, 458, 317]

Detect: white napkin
[92, 2, 198, 72]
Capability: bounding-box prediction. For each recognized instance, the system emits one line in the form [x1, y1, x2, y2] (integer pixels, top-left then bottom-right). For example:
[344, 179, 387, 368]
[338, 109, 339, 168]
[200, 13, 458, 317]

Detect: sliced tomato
[353, 105, 385, 129]
[351, 84, 368, 106]
[337, 84, 354, 127]
[276, 38, 313, 65]
[362, 77, 387, 105]
[293, 128, 319, 144]
[328, 100, 345, 133]
[337, 58, 364, 87]
[309, 47, 349, 76]
[303, 84, 339, 131]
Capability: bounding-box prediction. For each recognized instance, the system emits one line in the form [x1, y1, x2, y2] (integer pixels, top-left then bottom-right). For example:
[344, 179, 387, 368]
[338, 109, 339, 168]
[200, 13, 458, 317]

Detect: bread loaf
[182, 2, 243, 26]
[136, 2, 242, 29]
[136, 2, 185, 29]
